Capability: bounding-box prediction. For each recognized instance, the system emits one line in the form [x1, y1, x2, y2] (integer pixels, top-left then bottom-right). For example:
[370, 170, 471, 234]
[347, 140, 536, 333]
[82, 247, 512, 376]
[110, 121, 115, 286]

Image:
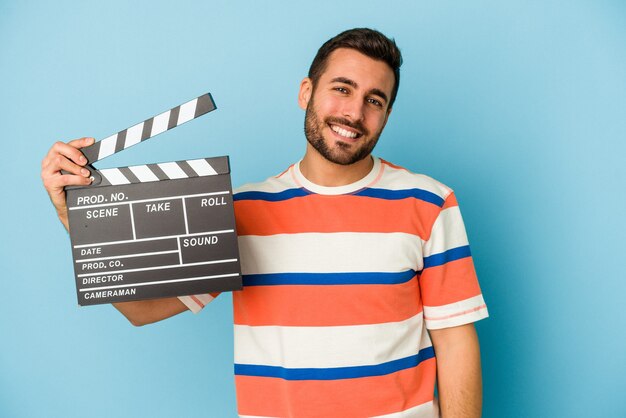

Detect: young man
[42, 28, 488, 418]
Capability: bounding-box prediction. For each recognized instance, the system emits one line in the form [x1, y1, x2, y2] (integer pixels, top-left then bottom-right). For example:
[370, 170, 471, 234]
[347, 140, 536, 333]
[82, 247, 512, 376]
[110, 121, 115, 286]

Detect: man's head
[308, 28, 402, 109]
[299, 28, 402, 166]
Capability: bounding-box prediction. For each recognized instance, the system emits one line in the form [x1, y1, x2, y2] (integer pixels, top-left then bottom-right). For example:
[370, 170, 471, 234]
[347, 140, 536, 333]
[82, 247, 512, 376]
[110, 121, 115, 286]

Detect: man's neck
[299, 144, 374, 187]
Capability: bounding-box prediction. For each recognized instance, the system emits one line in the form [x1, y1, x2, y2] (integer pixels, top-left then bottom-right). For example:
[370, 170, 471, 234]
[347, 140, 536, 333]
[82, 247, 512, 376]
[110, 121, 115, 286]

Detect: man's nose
[341, 96, 365, 122]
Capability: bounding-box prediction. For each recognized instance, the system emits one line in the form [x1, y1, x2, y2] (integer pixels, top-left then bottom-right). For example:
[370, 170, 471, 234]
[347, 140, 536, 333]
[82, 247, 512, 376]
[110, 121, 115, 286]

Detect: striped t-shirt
[179, 156, 488, 418]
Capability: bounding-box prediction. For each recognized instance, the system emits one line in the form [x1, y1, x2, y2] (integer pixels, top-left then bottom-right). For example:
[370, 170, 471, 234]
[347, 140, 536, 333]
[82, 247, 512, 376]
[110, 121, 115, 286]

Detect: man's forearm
[429, 323, 482, 418]
[113, 297, 188, 326]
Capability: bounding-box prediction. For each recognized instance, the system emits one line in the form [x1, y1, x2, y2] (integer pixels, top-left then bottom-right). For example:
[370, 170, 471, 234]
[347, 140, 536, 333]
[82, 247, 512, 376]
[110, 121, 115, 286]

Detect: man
[42, 28, 488, 417]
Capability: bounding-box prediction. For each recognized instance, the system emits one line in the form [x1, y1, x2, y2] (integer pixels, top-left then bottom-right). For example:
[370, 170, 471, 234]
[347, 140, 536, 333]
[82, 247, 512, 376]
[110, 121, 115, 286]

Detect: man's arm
[429, 323, 483, 418]
[41, 137, 190, 325]
[113, 298, 188, 326]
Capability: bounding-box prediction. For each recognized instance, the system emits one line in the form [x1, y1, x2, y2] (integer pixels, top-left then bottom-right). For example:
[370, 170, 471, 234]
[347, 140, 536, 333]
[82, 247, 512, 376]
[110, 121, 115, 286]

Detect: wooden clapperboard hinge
[65, 93, 242, 306]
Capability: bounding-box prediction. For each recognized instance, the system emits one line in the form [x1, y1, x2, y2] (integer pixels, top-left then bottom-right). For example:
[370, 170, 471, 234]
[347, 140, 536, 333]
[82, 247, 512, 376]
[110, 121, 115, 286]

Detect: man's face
[300, 48, 395, 166]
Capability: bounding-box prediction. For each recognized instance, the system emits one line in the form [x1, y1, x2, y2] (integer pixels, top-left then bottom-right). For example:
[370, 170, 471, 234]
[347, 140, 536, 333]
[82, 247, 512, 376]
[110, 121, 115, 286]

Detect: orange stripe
[441, 192, 458, 209]
[233, 278, 421, 326]
[234, 195, 439, 239]
[236, 358, 436, 418]
[419, 257, 482, 306]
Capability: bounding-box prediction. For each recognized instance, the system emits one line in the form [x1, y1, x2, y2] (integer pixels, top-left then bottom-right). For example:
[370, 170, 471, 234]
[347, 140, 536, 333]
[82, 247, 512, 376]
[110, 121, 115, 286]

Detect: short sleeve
[178, 292, 220, 314]
[419, 192, 488, 329]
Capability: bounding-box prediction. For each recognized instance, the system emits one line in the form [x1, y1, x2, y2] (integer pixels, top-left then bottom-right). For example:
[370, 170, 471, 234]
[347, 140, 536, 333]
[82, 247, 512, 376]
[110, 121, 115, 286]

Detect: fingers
[67, 136, 96, 150]
[43, 168, 93, 190]
[41, 137, 96, 222]
[42, 137, 95, 176]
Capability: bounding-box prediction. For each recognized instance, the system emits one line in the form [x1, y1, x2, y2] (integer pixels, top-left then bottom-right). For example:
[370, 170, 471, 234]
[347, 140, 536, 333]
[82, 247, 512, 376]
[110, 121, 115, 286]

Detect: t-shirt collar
[292, 156, 382, 195]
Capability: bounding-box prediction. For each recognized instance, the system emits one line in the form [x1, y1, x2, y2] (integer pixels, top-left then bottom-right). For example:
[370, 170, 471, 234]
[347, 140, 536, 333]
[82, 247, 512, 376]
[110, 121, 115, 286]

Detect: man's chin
[307, 133, 373, 166]
[324, 148, 369, 166]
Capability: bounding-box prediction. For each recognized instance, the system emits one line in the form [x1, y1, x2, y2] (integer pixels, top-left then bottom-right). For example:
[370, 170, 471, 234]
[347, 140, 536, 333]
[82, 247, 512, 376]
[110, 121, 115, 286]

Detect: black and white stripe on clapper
[80, 93, 216, 165]
[96, 156, 230, 186]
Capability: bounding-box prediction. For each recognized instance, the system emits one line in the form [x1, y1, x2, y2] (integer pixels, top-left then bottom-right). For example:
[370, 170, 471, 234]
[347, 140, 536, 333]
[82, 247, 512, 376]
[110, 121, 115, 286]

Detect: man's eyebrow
[330, 77, 388, 103]
[370, 88, 388, 104]
[331, 77, 358, 88]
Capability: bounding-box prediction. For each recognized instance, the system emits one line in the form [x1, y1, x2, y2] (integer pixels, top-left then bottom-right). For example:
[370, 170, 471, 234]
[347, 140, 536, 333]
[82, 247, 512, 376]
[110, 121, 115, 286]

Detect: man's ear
[298, 78, 313, 110]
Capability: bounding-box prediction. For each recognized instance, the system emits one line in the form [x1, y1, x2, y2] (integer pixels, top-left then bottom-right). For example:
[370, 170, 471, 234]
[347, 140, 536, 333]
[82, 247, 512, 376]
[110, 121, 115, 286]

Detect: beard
[304, 96, 382, 166]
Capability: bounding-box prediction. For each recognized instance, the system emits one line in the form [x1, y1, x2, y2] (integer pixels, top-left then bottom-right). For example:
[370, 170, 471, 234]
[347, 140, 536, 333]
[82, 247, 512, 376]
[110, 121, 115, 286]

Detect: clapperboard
[65, 93, 242, 306]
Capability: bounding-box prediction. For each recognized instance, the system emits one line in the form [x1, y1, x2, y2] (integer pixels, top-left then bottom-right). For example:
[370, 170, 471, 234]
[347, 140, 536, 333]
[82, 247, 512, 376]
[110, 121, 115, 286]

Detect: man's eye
[368, 98, 383, 107]
[334, 87, 348, 93]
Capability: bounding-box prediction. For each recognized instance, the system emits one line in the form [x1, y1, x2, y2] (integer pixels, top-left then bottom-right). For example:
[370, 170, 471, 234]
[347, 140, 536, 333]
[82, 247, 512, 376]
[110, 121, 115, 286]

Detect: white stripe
[76, 258, 238, 277]
[181, 197, 189, 234]
[177, 236, 183, 264]
[376, 163, 452, 199]
[423, 206, 469, 257]
[187, 158, 217, 176]
[234, 314, 430, 369]
[371, 400, 439, 418]
[240, 408, 438, 418]
[69, 190, 228, 211]
[124, 122, 144, 148]
[234, 171, 296, 194]
[73, 228, 234, 247]
[158, 162, 187, 179]
[97, 134, 118, 160]
[100, 168, 130, 185]
[178, 293, 216, 314]
[177, 98, 198, 125]
[129, 165, 159, 182]
[80, 273, 239, 291]
[76, 250, 178, 263]
[129, 203, 137, 240]
[239, 232, 423, 275]
[150, 110, 170, 137]
[424, 294, 489, 330]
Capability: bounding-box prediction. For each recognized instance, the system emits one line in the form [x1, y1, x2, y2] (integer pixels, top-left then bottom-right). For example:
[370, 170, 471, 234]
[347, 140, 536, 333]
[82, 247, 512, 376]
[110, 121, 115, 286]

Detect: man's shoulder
[234, 163, 297, 196]
[378, 157, 454, 200]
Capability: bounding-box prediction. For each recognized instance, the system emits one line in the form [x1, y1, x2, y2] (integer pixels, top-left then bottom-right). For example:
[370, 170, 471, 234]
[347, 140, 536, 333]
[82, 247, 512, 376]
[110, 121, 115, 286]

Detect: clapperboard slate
[66, 93, 242, 306]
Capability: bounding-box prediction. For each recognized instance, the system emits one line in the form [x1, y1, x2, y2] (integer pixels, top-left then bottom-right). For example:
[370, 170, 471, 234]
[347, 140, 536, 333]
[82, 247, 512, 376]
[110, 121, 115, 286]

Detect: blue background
[1, 1, 625, 417]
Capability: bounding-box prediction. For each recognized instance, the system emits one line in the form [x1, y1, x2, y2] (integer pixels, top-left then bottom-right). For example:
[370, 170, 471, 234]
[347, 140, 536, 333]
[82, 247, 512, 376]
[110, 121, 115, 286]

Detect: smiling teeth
[331, 125, 358, 138]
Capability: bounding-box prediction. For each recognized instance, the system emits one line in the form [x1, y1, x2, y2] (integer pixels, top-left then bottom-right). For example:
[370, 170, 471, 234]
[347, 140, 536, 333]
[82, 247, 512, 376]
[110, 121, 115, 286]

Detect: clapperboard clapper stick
[65, 93, 242, 306]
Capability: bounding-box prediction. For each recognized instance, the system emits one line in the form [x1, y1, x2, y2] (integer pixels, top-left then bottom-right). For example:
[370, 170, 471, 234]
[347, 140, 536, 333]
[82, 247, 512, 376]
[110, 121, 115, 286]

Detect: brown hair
[308, 28, 403, 108]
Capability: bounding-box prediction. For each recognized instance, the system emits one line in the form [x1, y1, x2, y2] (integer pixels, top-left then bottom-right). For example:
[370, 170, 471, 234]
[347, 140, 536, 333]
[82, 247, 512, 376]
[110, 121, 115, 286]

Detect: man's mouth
[329, 123, 361, 139]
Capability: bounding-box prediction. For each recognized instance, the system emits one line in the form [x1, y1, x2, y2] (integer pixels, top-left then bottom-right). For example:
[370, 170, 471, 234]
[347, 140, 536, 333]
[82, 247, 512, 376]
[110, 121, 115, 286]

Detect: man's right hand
[41, 137, 96, 230]
[41, 136, 191, 323]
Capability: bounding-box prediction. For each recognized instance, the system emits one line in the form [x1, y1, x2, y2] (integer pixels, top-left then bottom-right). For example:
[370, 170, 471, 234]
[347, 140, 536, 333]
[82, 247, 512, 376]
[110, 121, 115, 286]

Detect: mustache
[325, 116, 368, 136]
